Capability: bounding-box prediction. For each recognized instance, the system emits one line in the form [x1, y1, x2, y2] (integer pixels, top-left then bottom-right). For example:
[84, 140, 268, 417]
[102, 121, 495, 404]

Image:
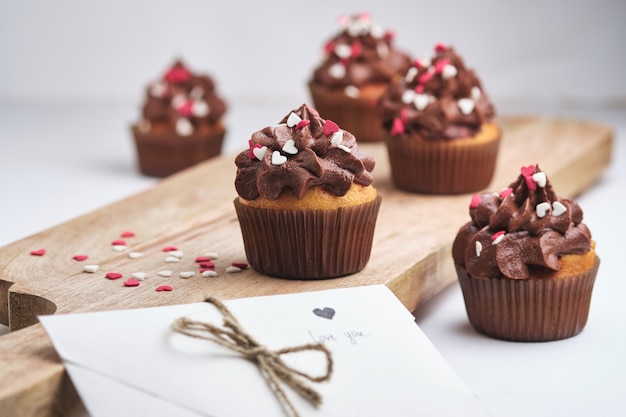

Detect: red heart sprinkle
[176, 100, 194, 116]
[499, 188, 513, 199]
[350, 42, 362, 58]
[413, 59, 425, 70]
[248, 143, 261, 159]
[111, 240, 126, 246]
[232, 262, 248, 269]
[295, 120, 310, 130]
[324, 41, 335, 54]
[199, 268, 215, 273]
[491, 231, 506, 241]
[520, 165, 536, 177]
[418, 72, 433, 85]
[73, 255, 88, 261]
[121, 231, 135, 238]
[434, 58, 450, 74]
[390, 118, 405, 136]
[164, 66, 191, 83]
[156, 285, 173, 292]
[524, 175, 537, 191]
[30, 249, 46, 256]
[400, 108, 408, 122]
[123, 278, 140, 287]
[106, 272, 123, 280]
[195, 256, 213, 263]
[434, 42, 447, 52]
[469, 194, 481, 208]
[199, 261, 215, 269]
[323, 120, 340, 136]
[163, 246, 178, 252]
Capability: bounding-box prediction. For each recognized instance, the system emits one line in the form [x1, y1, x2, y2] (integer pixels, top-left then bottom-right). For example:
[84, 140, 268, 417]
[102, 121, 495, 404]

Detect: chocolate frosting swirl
[452, 165, 592, 280]
[378, 44, 495, 141]
[235, 104, 375, 201]
[139, 60, 226, 135]
[311, 13, 411, 90]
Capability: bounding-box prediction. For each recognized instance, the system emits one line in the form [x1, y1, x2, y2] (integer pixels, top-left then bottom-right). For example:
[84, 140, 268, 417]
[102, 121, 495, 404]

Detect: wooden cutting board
[0, 116, 613, 417]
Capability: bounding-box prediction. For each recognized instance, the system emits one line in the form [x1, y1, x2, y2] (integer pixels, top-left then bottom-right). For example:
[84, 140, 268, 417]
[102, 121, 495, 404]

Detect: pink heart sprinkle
[413, 59, 425, 70]
[520, 165, 536, 177]
[350, 42, 362, 58]
[195, 256, 213, 263]
[295, 120, 310, 130]
[324, 41, 335, 54]
[323, 120, 340, 136]
[111, 240, 126, 246]
[469, 194, 481, 208]
[414, 84, 424, 93]
[248, 142, 261, 159]
[499, 188, 513, 199]
[524, 175, 537, 191]
[123, 278, 140, 287]
[156, 285, 173, 292]
[164, 66, 191, 84]
[232, 262, 248, 269]
[434, 42, 447, 52]
[400, 108, 408, 122]
[73, 255, 88, 261]
[30, 249, 46, 256]
[121, 231, 135, 238]
[106, 272, 123, 280]
[418, 72, 433, 85]
[491, 230, 506, 241]
[434, 58, 450, 74]
[163, 246, 178, 252]
[176, 100, 194, 116]
[390, 118, 404, 136]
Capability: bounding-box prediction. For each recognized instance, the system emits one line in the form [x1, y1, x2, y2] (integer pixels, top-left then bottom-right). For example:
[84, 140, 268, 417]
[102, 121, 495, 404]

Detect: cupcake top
[310, 12, 411, 94]
[234, 104, 375, 201]
[137, 60, 227, 136]
[378, 43, 495, 141]
[452, 165, 592, 280]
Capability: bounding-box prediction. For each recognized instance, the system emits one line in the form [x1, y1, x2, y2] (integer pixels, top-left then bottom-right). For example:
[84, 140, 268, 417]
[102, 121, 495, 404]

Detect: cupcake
[131, 60, 227, 177]
[308, 12, 412, 142]
[234, 103, 381, 279]
[452, 164, 600, 342]
[378, 43, 500, 194]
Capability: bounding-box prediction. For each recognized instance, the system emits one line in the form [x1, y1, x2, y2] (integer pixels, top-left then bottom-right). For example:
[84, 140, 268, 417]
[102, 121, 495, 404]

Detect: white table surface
[1, 97, 624, 417]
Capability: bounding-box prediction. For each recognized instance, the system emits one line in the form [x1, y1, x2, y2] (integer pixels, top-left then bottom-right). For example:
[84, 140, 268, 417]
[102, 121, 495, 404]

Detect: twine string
[171, 296, 333, 417]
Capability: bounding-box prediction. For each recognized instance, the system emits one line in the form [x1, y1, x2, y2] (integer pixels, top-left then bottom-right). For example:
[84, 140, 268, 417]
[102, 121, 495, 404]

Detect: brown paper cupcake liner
[456, 256, 600, 342]
[385, 133, 500, 194]
[309, 82, 386, 142]
[131, 125, 225, 177]
[234, 196, 382, 279]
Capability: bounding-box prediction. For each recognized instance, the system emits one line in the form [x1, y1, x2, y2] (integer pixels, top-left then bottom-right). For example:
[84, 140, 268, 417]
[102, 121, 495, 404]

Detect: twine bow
[171, 296, 333, 417]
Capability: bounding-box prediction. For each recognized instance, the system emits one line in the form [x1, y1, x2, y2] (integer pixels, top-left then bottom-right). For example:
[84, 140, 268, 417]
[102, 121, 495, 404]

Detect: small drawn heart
[313, 307, 336, 320]
[252, 145, 268, 161]
[536, 202, 551, 218]
[282, 139, 298, 155]
[552, 201, 567, 217]
[286, 112, 302, 128]
[271, 151, 287, 166]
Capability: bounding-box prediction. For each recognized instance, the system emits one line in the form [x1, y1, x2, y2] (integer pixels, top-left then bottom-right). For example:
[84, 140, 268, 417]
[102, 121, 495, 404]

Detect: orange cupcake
[452, 165, 600, 341]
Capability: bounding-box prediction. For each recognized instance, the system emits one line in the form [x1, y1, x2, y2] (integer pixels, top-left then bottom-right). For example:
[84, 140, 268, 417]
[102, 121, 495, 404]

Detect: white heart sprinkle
[131, 272, 147, 281]
[286, 112, 302, 128]
[536, 202, 551, 218]
[344, 85, 360, 98]
[282, 139, 298, 155]
[111, 245, 127, 252]
[149, 82, 167, 98]
[189, 86, 204, 99]
[402, 89, 416, 104]
[475, 241, 483, 257]
[492, 234, 505, 245]
[331, 130, 344, 145]
[471, 86, 481, 100]
[83, 264, 99, 273]
[179, 271, 195, 279]
[164, 255, 180, 263]
[271, 151, 287, 165]
[226, 266, 242, 273]
[414, 94, 431, 111]
[552, 201, 567, 217]
[158, 270, 173, 277]
[370, 24, 385, 39]
[128, 251, 143, 259]
[176, 118, 193, 136]
[202, 270, 218, 278]
[531, 172, 547, 188]
[417, 57, 431, 68]
[377, 42, 389, 58]
[337, 144, 352, 153]
[192, 100, 209, 117]
[457, 98, 475, 115]
[441, 64, 458, 79]
[334, 43, 352, 59]
[328, 62, 346, 79]
[405, 67, 418, 83]
[252, 145, 268, 161]
[203, 252, 219, 259]
[169, 250, 184, 258]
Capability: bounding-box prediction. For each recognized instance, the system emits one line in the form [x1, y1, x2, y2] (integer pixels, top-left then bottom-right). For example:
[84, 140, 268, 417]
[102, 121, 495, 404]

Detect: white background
[1, 2, 626, 417]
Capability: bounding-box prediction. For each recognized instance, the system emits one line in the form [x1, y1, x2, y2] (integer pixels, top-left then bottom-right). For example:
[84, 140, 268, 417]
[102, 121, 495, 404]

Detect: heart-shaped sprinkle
[111, 245, 127, 252]
[414, 94, 431, 111]
[286, 112, 302, 128]
[441, 64, 458, 80]
[176, 118, 193, 136]
[334, 43, 352, 59]
[337, 144, 352, 153]
[434, 42, 447, 52]
[179, 271, 195, 279]
[202, 270, 218, 277]
[123, 278, 140, 287]
[499, 187, 514, 199]
[433, 58, 450, 74]
[121, 231, 135, 238]
[199, 261, 215, 269]
[491, 231, 506, 245]
[282, 139, 298, 155]
[390, 118, 405, 136]
[176, 100, 194, 117]
[163, 246, 178, 252]
[400, 108, 408, 122]
[419, 71, 433, 85]
[331, 130, 344, 145]
[73, 255, 88, 261]
[475, 241, 483, 257]
[128, 251, 143, 259]
[471, 86, 481, 100]
[111, 239, 126, 246]
[520, 165, 536, 177]
[226, 266, 242, 273]
[156, 285, 173, 292]
[232, 262, 248, 269]
[252, 145, 268, 161]
[105, 272, 123, 280]
[164, 255, 180, 263]
[344, 85, 360, 98]
[531, 171, 547, 188]
[195, 256, 213, 263]
[84, 264, 99, 273]
[164, 66, 191, 83]
[401, 89, 416, 104]
[131, 272, 147, 280]
[552, 201, 567, 217]
[323, 120, 339, 136]
[192, 100, 210, 117]
[295, 120, 310, 131]
[169, 250, 184, 258]
[536, 202, 551, 218]
[158, 270, 173, 277]
[470, 193, 481, 208]
[271, 151, 287, 166]
[328, 62, 346, 79]
[457, 98, 475, 115]
[313, 307, 335, 320]
[324, 41, 335, 54]
[414, 84, 424, 93]
[405, 66, 418, 83]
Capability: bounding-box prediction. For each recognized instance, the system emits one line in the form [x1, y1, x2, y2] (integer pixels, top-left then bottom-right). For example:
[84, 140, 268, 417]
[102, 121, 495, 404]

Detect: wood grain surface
[0, 116, 614, 417]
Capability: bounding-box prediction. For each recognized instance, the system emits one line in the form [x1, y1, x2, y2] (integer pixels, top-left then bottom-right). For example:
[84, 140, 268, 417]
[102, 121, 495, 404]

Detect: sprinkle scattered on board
[123, 278, 140, 287]
[156, 285, 173, 292]
[83, 265, 100, 273]
[105, 272, 123, 280]
[30, 249, 46, 256]
[73, 255, 88, 261]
